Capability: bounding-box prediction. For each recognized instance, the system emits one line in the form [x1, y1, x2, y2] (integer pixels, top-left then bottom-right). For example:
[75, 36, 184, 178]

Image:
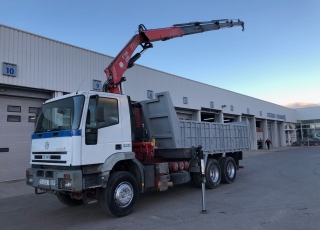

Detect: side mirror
[95, 107, 105, 122]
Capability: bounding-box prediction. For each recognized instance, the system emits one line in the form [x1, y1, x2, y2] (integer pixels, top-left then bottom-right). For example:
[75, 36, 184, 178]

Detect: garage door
[0, 96, 44, 182]
[177, 113, 192, 120]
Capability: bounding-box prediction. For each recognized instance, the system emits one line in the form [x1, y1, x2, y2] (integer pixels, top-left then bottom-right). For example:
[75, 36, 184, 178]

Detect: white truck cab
[27, 91, 136, 193]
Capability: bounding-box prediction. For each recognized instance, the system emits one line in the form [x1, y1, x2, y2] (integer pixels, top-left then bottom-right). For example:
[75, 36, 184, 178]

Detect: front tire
[100, 171, 139, 217]
[220, 157, 237, 184]
[57, 193, 83, 207]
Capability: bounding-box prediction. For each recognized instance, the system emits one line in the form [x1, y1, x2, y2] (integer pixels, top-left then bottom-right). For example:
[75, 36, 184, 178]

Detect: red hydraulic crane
[103, 19, 245, 94]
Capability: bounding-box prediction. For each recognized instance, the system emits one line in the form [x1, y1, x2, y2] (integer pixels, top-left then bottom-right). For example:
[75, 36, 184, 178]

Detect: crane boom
[103, 19, 244, 94]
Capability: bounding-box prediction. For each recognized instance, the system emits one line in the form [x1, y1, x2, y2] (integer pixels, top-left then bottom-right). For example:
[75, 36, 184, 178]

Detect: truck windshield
[34, 95, 85, 132]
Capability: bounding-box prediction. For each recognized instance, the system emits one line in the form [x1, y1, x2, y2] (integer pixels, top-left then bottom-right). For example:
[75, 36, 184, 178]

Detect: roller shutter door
[177, 113, 192, 120]
[0, 96, 44, 182]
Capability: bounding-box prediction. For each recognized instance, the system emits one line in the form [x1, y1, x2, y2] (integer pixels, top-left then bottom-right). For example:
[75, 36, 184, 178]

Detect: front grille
[32, 151, 67, 164]
[32, 152, 67, 155]
[32, 160, 67, 164]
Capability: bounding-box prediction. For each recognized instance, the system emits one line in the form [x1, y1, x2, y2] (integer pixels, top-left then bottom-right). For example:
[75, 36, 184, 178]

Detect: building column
[215, 112, 224, 123]
[280, 122, 286, 146]
[262, 119, 268, 149]
[53, 91, 63, 98]
[249, 117, 257, 150]
[235, 115, 242, 122]
[194, 111, 201, 121]
[272, 121, 278, 147]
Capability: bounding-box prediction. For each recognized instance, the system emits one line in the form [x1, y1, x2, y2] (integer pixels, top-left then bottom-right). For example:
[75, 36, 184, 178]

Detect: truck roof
[44, 91, 127, 104]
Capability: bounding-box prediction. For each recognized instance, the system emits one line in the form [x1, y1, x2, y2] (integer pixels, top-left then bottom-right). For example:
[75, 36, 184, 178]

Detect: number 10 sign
[2, 62, 17, 77]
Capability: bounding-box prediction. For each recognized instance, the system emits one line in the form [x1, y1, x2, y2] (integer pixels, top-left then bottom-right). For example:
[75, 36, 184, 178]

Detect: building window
[260, 111, 262, 116]
[183, 97, 188, 104]
[0, 148, 9, 152]
[7, 105, 21, 112]
[7, 115, 21, 122]
[147, 90, 153, 99]
[210, 101, 214, 108]
[231, 105, 234, 111]
[29, 116, 36, 122]
[29, 107, 38, 114]
[247, 108, 250, 114]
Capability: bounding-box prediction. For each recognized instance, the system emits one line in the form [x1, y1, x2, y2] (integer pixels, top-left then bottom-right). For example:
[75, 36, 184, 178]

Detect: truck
[26, 19, 249, 217]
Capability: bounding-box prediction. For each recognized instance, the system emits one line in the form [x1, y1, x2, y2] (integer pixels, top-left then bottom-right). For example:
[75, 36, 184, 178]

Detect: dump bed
[179, 120, 249, 153]
[139, 92, 250, 154]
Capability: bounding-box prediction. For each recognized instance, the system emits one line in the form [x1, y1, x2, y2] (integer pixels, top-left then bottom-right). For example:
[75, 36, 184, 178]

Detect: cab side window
[97, 97, 119, 128]
[85, 96, 119, 145]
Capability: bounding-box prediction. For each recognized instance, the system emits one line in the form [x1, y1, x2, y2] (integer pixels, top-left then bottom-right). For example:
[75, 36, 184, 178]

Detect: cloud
[284, 102, 320, 109]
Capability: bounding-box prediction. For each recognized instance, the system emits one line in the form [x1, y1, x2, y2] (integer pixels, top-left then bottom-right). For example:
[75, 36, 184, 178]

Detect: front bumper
[26, 168, 83, 192]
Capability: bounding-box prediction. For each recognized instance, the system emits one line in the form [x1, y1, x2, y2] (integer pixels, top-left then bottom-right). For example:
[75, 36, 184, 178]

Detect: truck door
[81, 95, 123, 165]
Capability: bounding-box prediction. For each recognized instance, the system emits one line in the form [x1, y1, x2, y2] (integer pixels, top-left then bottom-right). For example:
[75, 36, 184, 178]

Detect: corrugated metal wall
[0, 25, 111, 93]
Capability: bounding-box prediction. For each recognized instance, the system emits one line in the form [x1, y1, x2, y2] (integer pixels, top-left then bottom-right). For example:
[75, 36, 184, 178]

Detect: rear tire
[220, 157, 237, 184]
[192, 159, 221, 189]
[100, 171, 139, 217]
[205, 159, 221, 189]
[57, 194, 83, 207]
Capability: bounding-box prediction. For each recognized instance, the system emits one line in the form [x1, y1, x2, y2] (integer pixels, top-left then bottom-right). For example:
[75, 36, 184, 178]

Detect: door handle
[115, 144, 122, 150]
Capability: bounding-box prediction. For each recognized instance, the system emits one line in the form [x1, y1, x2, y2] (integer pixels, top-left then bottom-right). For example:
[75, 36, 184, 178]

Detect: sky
[0, 0, 319, 108]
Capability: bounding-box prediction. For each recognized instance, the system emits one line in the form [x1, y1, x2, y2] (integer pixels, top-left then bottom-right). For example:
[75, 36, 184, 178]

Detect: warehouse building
[0, 24, 318, 182]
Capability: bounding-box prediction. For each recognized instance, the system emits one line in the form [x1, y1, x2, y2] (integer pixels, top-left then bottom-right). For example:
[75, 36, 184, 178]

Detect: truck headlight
[58, 178, 72, 189]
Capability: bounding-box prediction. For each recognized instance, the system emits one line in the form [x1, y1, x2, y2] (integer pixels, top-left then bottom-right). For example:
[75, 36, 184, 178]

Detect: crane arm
[103, 19, 244, 94]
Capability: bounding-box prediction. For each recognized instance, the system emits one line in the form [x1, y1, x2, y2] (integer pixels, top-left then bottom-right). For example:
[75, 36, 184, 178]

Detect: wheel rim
[114, 182, 134, 208]
[226, 162, 235, 178]
[209, 165, 219, 183]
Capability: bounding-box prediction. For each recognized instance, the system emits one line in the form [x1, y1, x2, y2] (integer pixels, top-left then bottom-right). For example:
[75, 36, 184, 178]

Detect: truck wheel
[57, 194, 83, 207]
[192, 159, 221, 189]
[100, 171, 139, 217]
[220, 157, 237, 184]
[205, 159, 221, 189]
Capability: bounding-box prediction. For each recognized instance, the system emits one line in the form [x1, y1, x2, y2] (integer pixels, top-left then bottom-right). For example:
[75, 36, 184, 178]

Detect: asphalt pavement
[1, 146, 320, 230]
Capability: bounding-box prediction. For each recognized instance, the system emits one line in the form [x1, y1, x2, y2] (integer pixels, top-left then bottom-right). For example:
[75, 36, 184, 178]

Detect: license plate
[42, 155, 51, 160]
[39, 179, 49, 186]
